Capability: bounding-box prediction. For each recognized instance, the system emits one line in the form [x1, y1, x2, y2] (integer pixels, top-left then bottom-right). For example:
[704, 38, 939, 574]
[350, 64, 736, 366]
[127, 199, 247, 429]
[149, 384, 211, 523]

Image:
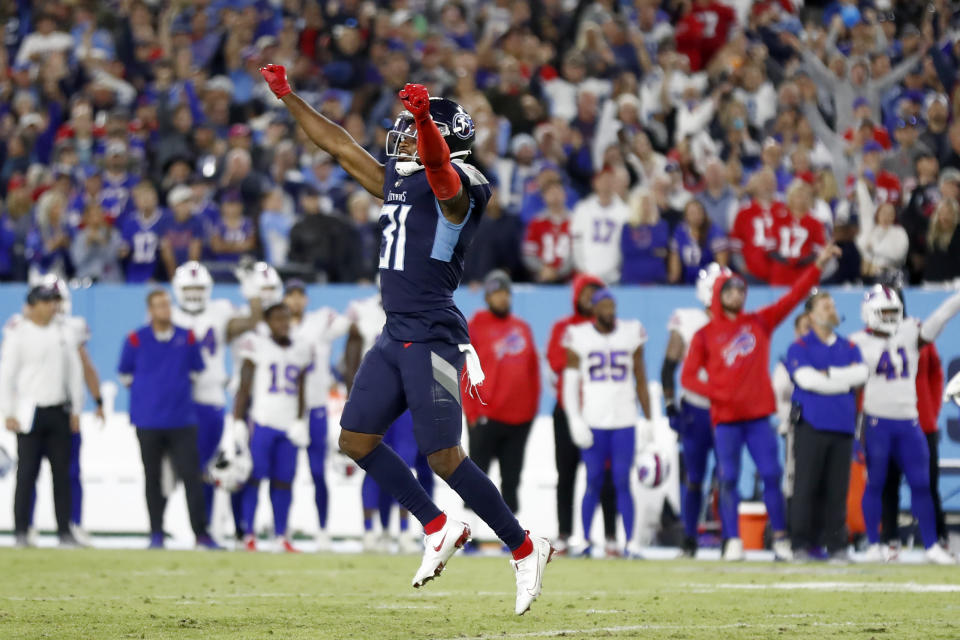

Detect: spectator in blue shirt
[159, 185, 204, 279]
[620, 187, 669, 284]
[117, 289, 218, 550]
[120, 182, 170, 283]
[668, 200, 729, 284]
[785, 291, 868, 561]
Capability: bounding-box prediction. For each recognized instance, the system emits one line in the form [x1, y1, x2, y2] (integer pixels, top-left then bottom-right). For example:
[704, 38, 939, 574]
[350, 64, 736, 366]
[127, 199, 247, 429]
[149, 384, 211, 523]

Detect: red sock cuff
[511, 533, 533, 561]
[424, 512, 447, 535]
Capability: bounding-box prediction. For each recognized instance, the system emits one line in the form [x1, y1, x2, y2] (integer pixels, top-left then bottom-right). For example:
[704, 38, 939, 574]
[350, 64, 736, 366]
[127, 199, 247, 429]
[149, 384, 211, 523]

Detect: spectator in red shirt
[675, 0, 737, 72]
[545, 273, 617, 554]
[730, 168, 785, 282]
[768, 180, 828, 285]
[523, 180, 574, 283]
[841, 97, 892, 150]
[462, 271, 540, 514]
[844, 141, 901, 206]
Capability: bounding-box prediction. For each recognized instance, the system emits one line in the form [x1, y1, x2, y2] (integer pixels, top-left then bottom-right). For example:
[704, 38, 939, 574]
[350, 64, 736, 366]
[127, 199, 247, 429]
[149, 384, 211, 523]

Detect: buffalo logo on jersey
[494, 329, 528, 360]
[722, 327, 757, 366]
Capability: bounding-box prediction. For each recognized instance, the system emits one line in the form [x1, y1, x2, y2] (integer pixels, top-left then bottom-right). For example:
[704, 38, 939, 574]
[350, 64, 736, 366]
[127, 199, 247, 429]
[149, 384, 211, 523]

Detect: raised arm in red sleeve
[398, 83, 462, 201]
[757, 265, 821, 332]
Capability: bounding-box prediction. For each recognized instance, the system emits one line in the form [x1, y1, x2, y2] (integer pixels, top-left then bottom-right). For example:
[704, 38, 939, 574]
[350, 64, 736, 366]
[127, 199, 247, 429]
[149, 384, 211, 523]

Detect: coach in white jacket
[0, 284, 84, 547]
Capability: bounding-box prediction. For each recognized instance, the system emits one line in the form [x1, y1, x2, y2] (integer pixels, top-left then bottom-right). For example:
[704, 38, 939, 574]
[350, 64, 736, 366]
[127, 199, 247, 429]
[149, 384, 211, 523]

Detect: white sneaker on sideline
[398, 530, 421, 555]
[925, 544, 956, 565]
[411, 517, 470, 588]
[723, 538, 745, 561]
[314, 528, 331, 552]
[362, 530, 379, 553]
[512, 535, 555, 615]
[70, 524, 93, 548]
[772, 539, 793, 562]
[861, 543, 885, 563]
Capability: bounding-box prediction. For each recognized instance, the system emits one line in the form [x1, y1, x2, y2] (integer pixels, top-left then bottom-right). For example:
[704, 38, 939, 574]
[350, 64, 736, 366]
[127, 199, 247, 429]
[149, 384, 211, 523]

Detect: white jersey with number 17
[563, 319, 647, 429]
[850, 318, 921, 420]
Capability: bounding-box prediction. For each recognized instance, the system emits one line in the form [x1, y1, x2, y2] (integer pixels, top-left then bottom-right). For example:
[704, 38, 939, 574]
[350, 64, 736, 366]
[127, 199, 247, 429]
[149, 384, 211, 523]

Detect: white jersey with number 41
[173, 300, 237, 407]
[564, 319, 647, 429]
[850, 318, 921, 420]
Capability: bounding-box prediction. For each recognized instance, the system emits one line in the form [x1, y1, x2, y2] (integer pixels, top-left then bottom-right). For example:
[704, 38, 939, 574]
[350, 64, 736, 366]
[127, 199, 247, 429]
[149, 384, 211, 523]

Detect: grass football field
[2, 548, 959, 639]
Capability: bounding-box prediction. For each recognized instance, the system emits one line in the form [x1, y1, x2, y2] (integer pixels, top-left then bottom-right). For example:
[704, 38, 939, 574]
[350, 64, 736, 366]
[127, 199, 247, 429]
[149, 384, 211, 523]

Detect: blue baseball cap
[863, 140, 883, 154]
[591, 288, 615, 306]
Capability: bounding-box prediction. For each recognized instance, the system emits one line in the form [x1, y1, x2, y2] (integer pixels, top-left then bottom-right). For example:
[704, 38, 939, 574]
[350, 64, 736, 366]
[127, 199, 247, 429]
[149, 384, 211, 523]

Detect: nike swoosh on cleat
[432, 533, 447, 552]
[404, 342, 413, 348]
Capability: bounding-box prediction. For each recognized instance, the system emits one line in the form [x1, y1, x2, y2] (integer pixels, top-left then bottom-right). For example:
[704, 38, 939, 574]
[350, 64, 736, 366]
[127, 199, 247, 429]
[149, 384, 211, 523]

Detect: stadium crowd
[2, 0, 960, 287]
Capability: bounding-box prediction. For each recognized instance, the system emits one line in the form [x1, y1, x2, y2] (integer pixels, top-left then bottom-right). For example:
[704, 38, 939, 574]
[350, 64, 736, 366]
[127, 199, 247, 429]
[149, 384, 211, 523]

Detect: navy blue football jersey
[378, 159, 491, 343]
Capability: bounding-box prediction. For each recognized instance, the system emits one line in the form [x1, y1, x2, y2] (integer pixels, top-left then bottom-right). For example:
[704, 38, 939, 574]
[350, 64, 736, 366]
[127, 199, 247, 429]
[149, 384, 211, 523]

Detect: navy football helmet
[385, 97, 475, 162]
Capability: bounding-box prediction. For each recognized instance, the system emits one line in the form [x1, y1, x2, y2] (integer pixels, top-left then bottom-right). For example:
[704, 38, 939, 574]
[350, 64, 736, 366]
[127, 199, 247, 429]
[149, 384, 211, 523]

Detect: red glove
[260, 64, 291, 100]
[398, 83, 431, 122]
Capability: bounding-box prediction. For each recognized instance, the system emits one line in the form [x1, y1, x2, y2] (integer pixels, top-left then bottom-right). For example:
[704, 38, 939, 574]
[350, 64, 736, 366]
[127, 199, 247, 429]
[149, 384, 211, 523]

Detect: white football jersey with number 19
[563, 319, 647, 429]
[850, 318, 921, 420]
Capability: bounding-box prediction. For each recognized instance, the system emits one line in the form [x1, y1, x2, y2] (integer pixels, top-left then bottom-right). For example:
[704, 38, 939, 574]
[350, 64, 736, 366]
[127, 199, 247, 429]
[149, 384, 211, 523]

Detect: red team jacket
[681, 266, 821, 425]
[675, 1, 736, 71]
[916, 343, 944, 435]
[766, 212, 827, 286]
[844, 170, 902, 206]
[546, 274, 605, 406]
[462, 310, 540, 426]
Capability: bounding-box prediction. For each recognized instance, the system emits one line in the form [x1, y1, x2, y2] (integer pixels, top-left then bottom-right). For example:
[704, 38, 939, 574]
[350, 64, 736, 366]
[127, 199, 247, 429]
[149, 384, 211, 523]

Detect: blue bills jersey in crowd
[377, 158, 491, 344]
[120, 209, 171, 283]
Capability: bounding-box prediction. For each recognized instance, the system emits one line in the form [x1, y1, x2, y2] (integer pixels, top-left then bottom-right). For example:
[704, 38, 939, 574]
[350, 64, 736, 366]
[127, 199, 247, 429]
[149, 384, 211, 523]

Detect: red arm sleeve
[547, 321, 568, 375]
[415, 115, 462, 201]
[680, 329, 712, 399]
[757, 265, 821, 331]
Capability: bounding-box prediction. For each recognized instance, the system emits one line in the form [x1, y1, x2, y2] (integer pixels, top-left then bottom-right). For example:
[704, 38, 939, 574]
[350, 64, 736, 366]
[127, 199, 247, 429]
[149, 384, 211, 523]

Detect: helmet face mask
[861, 285, 903, 334]
[384, 98, 475, 163]
[173, 261, 213, 313]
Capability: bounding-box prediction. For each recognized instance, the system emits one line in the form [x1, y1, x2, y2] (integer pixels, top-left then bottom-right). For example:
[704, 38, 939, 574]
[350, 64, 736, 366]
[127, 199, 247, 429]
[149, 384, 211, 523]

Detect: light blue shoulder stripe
[430, 196, 474, 262]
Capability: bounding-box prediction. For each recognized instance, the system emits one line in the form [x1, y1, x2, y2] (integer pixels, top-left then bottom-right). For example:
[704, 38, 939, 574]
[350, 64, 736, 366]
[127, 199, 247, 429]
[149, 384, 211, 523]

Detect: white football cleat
[512, 535, 555, 615]
[772, 538, 793, 562]
[861, 543, 885, 563]
[723, 537, 745, 561]
[314, 528, 331, 552]
[925, 544, 956, 565]
[411, 517, 470, 588]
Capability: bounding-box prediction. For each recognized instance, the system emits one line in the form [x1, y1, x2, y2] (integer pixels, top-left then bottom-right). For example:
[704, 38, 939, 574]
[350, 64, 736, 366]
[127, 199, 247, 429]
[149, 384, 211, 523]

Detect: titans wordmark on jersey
[564, 319, 648, 429]
[377, 159, 490, 344]
[850, 318, 922, 420]
[667, 307, 710, 408]
[237, 333, 312, 433]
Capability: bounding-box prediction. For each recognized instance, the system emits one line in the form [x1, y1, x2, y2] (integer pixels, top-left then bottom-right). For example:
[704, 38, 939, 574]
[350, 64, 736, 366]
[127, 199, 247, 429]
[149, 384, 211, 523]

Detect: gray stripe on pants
[431, 351, 461, 406]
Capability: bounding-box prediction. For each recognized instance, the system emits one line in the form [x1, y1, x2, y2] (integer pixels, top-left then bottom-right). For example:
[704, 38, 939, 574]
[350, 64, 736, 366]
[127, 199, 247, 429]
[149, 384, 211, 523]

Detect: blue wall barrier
[3, 282, 960, 505]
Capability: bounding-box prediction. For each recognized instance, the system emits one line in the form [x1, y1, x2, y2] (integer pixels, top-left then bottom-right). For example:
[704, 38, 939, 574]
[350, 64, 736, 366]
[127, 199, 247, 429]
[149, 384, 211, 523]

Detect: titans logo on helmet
[451, 112, 474, 140]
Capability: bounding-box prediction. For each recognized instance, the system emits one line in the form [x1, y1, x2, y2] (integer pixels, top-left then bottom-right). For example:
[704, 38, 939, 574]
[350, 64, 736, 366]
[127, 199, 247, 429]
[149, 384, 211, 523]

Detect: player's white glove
[232, 417, 250, 454]
[945, 372, 960, 407]
[569, 416, 593, 450]
[288, 418, 310, 448]
[237, 270, 260, 301]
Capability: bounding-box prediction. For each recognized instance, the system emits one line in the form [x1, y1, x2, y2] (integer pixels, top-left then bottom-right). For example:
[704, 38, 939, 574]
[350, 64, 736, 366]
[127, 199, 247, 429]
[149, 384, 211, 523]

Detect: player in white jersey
[7, 275, 104, 546]
[344, 293, 425, 554]
[562, 289, 651, 555]
[233, 303, 312, 553]
[282, 280, 350, 550]
[850, 285, 960, 565]
[660, 263, 727, 557]
[171, 261, 263, 525]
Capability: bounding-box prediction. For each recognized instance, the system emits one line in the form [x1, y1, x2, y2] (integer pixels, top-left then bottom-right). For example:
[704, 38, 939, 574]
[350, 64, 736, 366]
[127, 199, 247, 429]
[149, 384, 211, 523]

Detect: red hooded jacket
[461, 309, 540, 426]
[681, 266, 821, 425]
[546, 274, 606, 406]
[917, 343, 944, 435]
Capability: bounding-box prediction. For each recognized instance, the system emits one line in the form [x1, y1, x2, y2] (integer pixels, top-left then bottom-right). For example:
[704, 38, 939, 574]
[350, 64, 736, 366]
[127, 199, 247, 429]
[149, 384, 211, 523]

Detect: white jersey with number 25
[564, 319, 647, 429]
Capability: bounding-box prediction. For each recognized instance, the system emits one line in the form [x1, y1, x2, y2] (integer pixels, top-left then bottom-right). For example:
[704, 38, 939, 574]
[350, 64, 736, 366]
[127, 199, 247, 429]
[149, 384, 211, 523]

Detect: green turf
[1, 549, 959, 640]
